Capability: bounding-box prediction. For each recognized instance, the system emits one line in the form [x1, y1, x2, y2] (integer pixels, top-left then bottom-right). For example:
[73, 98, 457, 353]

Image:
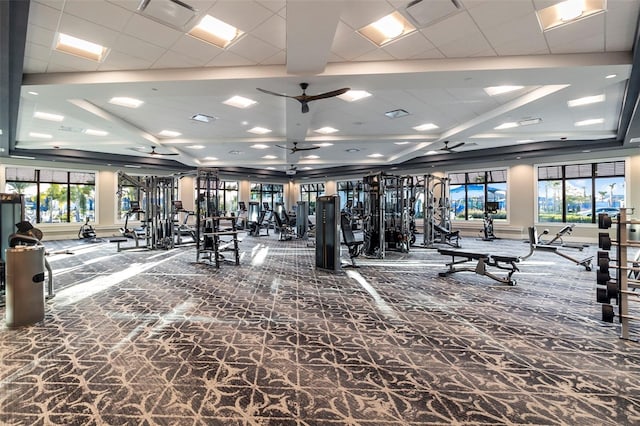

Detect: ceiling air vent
[404, 0, 461, 28]
[137, 0, 197, 30]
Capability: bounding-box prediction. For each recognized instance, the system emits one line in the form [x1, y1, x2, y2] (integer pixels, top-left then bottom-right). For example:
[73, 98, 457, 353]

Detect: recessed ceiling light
[241, 121, 249, 125]
[314, 126, 338, 134]
[204, 156, 218, 160]
[28, 91, 38, 96]
[109, 97, 144, 108]
[229, 150, 243, 155]
[368, 153, 384, 158]
[394, 141, 410, 145]
[313, 142, 334, 147]
[304, 154, 320, 159]
[575, 118, 604, 126]
[606, 74, 617, 79]
[247, 126, 271, 135]
[337, 90, 372, 102]
[413, 123, 439, 131]
[567, 94, 605, 107]
[425, 150, 439, 155]
[262, 154, 277, 159]
[159, 130, 181, 137]
[191, 114, 215, 123]
[187, 145, 205, 149]
[484, 86, 524, 96]
[83, 129, 108, 136]
[34, 111, 64, 122]
[536, 0, 605, 31]
[494, 122, 519, 130]
[385, 109, 410, 119]
[223, 95, 257, 109]
[518, 118, 542, 126]
[251, 144, 270, 149]
[266, 166, 275, 170]
[188, 14, 243, 49]
[345, 148, 360, 153]
[301, 166, 313, 170]
[358, 11, 416, 46]
[29, 132, 52, 139]
[517, 139, 534, 143]
[55, 32, 109, 62]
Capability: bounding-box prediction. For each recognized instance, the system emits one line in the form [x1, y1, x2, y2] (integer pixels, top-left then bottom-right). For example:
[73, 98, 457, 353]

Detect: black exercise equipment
[522, 226, 592, 270]
[316, 195, 340, 272]
[78, 217, 101, 242]
[273, 212, 294, 241]
[437, 249, 520, 285]
[480, 201, 499, 241]
[340, 212, 364, 268]
[537, 223, 587, 250]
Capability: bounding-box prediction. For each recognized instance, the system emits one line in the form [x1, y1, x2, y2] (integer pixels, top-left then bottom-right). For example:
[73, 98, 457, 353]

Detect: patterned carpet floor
[0, 231, 639, 425]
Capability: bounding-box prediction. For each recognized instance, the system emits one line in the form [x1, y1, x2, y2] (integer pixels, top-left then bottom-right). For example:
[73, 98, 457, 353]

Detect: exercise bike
[78, 217, 99, 241]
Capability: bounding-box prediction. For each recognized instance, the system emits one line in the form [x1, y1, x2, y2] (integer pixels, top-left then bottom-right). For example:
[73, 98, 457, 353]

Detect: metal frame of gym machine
[361, 172, 414, 259]
[419, 174, 460, 248]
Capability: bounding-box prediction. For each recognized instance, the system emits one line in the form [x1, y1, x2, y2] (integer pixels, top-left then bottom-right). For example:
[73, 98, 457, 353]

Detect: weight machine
[361, 172, 415, 258]
[419, 174, 460, 248]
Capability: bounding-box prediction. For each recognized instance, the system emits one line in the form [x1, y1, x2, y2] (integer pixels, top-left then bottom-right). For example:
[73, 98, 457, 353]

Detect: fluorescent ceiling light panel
[484, 85, 524, 96]
[189, 15, 243, 49]
[83, 129, 108, 136]
[187, 145, 204, 149]
[247, 127, 271, 135]
[251, 144, 270, 149]
[159, 130, 181, 137]
[368, 153, 384, 158]
[55, 33, 109, 62]
[109, 97, 143, 108]
[223, 95, 257, 108]
[536, 0, 606, 32]
[29, 132, 52, 139]
[413, 123, 438, 131]
[304, 155, 320, 159]
[518, 118, 542, 126]
[191, 114, 215, 123]
[313, 142, 334, 147]
[358, 11, 416, 46]
[567, 94, 605, 107]
[394, 141, 410, 145]
[301, 167, 313, 170]
[314, 127, 338, 134]
[385, 109, 410, 119]
[337, 90, 372, 102]
[575, 118, 604, 126]
[606, 74, 616, 79]
[262, 155, 277, 159]
[34, 111, 64, 122]
[204, 156, 218, 160]
[494, 122, 519, 130]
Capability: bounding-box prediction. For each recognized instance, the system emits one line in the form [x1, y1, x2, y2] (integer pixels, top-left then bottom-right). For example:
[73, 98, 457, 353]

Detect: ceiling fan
[135, 146, 179, 156]
[276, 141, 320, 154]
[257, 82, 350, 113]
[440, 141, 465, 152]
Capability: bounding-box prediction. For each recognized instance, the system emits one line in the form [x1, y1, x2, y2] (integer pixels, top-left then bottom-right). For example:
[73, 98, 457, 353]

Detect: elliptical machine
[78, 217, 99, 242]
[480, 201, 499, 241]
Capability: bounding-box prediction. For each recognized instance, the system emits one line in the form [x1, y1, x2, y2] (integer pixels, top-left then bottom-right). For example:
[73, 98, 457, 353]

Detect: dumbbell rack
[597, 208, 640, 341]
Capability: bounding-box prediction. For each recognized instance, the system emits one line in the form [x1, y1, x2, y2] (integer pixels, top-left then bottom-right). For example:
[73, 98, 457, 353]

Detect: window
[250, 183, 284, 211]
[337, 180, 363, 212]
[300, 183, 325, 215]
[537, 160, 625, 223]
[196, 179, 238, 215]
[449, 169, 507, 221]
[5, 167, 95, 224]
[117, 173, 145, 220]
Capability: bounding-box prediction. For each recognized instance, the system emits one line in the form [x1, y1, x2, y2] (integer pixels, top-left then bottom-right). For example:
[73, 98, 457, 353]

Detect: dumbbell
[598, 251, 610, 272]
[598, 233, 612, 250]
[601, 303, 640, 323]
[598, 213, 613, 229]
[596, 281, 618, 304]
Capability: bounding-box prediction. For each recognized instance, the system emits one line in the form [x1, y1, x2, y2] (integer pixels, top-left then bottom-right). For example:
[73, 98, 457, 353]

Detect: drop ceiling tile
[28, 1, 62, 31]
[48, 51, 101, 72]
[383, 31, 435, 60]
[550, 34, 605, 54]
[251, 13, 286, 49]
[410, 48, 446, 60]
[152, 50, 209, 68]
[464, 0, 534, 28]
[420, 11, 481, 47]
[605, 1, 640, 51]
[122, 13, 184, 49]
[98, 50, 155, 71]
[111, 33, 170, 62]
[256, 0, 285, 14]
[26, 24, 55, 49]
[331, 21, 377, 60]
[438, 33, 493, 58]
[260, 50, 286, 65]
[170, 34, 222, 62]
[544, 13, 605, 53]
[230, 34, 281, 64]
[104, 0, 140, 13]
[58, 13, 121, 47]
[480, 12, 542, 50]
[23, 57, 49, 74]
[33, 0, 66, 11]
[63, 0, 133, 32]
[493, 34, 549, 56]
[206, 50, 256, 67]
[354, 49, 396, 62]
[24, 42, 52, 63]
[209, 0, 275, 31]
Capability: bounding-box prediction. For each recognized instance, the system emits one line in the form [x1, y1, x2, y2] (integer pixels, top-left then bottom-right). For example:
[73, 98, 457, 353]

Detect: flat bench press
[522, 226, 593, 271]
[437, 249, 520, 285]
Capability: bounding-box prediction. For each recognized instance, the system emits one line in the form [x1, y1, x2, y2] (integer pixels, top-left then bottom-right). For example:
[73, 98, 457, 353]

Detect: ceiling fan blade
[301, 101, 309, 114]
[305, 87, 350, 102]
[256, 87, 294, 98]
[295, 146, 320, 151]
[447, 142, 465, 150]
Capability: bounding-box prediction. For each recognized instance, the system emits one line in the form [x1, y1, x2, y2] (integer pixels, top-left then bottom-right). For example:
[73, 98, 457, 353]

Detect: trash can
[5, 245, 45, 327]
[629, 224, 640, 242]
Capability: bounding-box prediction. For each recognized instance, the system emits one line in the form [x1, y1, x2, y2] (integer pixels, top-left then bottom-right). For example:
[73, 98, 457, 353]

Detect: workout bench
[437, 249, 520, 285]
[522, 226, 593, 271]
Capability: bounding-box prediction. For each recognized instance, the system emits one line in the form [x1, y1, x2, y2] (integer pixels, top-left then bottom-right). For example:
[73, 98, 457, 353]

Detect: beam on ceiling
[620, 7, 640, 144]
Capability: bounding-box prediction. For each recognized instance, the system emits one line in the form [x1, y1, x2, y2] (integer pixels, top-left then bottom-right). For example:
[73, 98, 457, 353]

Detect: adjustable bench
[522, 226, 592, 271]
[437, 249, 520, 285]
